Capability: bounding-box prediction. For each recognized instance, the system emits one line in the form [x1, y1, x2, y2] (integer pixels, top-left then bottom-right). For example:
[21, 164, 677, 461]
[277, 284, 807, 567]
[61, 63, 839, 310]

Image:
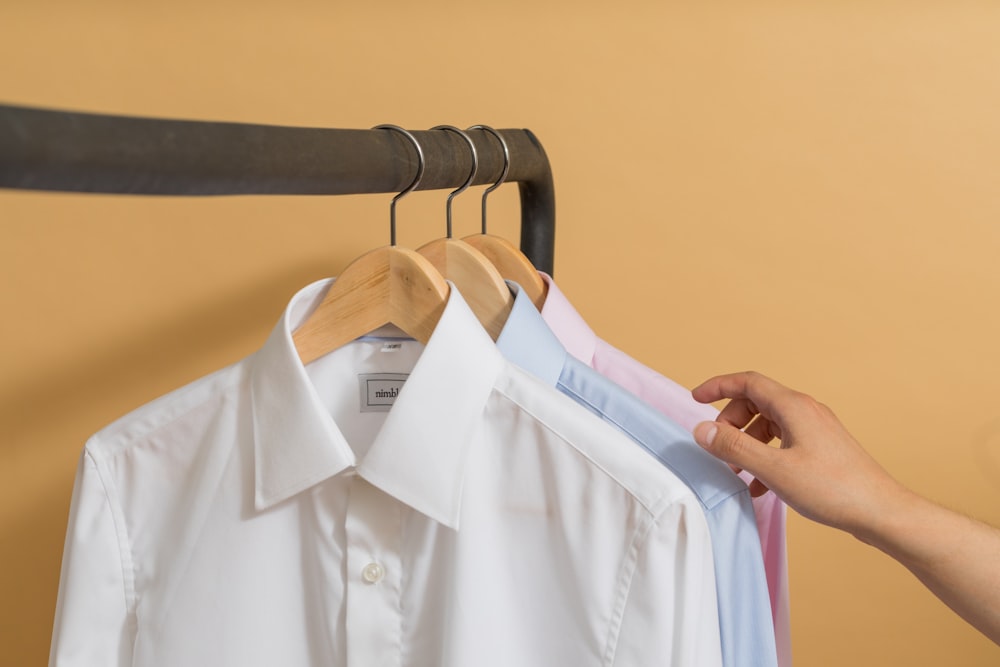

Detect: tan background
[2, 1, 1000, 664]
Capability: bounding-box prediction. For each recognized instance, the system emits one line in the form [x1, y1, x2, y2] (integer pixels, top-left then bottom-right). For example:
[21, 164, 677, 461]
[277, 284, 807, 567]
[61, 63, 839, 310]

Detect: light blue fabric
[495, 283, 779, 667]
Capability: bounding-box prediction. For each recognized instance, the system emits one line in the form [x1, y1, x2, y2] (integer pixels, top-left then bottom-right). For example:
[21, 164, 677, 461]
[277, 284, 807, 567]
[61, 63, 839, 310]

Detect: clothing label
[380, 342, 403, 353]
[358, 373, 409, 412]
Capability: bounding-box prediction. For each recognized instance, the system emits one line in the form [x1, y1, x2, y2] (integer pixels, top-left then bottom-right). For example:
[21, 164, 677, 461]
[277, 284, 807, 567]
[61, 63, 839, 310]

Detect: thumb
[693, 421, 777, 477]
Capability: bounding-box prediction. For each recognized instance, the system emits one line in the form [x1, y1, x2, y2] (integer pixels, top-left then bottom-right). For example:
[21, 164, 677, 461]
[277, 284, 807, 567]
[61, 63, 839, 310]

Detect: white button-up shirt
[49, 279, 722, 667]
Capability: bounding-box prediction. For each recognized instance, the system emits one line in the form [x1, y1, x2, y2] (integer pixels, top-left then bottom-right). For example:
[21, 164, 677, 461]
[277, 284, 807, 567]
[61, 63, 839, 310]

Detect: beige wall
[3, 1, 1000, 664]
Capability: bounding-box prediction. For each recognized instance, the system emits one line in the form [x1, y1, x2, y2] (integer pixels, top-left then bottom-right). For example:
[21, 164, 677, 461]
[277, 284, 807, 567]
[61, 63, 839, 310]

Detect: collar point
[254, 490, 277, 512]
[440, 512, 461, 532]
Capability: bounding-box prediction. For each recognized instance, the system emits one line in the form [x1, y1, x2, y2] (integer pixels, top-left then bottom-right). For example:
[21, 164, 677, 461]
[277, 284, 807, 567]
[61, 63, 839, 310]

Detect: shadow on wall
[2, 259, 342, 453]
[974, 417, 1000, 485]
[0, 258, 340, 663]
[1, 484, 71, 660]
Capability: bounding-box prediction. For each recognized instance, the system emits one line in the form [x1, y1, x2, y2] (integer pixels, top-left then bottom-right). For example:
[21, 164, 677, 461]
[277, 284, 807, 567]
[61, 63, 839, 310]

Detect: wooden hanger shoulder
[417, 238, 513, 341]
[463, 233, 548, 311]
[292, 245, 449, 365]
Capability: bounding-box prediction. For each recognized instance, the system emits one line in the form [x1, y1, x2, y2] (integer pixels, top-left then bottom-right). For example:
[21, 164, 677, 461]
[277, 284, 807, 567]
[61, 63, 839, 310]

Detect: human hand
[691, 371, 907, 538]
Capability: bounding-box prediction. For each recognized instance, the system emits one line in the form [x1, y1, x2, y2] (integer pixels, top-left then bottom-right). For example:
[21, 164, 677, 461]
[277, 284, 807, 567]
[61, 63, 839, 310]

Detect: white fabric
[49, 279, 722, 667]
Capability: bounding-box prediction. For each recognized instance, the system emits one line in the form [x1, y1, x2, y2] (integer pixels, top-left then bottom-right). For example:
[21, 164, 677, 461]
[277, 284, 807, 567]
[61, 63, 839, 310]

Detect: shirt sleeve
[49, 450, 134, 667]
[613, 496, 723, 666]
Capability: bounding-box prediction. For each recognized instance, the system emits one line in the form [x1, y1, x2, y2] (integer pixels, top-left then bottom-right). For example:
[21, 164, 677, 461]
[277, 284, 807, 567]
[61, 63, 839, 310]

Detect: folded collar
[495, 281, 566, 386]
[250, 278, 504, 529]
[537, 272, 598, 366]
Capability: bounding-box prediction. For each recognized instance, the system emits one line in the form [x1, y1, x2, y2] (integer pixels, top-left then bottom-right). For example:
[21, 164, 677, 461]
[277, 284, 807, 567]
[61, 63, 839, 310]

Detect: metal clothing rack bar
[0, 103, 556, 274]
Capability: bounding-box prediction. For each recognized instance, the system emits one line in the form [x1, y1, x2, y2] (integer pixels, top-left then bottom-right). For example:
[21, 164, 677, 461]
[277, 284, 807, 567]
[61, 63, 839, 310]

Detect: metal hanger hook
[431, 125, 478, 238]
[467, 125, 510, 235]
[373, 124, 425, 246]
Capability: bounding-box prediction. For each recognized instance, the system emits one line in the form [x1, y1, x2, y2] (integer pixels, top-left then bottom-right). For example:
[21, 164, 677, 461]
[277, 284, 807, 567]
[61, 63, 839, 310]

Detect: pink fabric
[539, 273, 792, 667]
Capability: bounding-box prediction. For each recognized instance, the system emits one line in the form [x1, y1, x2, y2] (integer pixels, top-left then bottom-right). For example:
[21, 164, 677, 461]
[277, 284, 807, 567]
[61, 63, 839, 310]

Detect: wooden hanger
[462, 234, 547, 311]
[417, 238, 512, 341]
[292, 125, 450, 365]
[461, 125, 548, 311]
[416, 126, 513, 341]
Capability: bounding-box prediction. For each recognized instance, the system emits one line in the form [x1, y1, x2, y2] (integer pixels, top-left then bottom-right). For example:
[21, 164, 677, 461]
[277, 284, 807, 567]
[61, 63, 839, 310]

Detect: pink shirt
[539, 273, 792, 667]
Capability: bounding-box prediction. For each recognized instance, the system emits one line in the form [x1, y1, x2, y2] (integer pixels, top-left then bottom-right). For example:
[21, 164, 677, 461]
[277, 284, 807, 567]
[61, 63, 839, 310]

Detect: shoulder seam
[601, 507, 657, 666]
[84, 447, 138, 630]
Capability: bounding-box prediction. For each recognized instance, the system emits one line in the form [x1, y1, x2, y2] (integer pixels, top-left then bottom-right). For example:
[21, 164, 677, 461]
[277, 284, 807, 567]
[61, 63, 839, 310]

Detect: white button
[362, 562, 385, 584]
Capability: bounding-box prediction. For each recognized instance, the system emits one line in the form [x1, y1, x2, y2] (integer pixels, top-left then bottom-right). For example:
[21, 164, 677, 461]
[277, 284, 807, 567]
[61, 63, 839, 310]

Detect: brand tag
[358, 373, 409, 412]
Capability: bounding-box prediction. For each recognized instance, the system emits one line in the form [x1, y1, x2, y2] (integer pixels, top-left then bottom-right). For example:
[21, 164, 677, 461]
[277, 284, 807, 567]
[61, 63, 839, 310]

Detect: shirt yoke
[84, 358, 248, 460]
[492, 364, 699, 517]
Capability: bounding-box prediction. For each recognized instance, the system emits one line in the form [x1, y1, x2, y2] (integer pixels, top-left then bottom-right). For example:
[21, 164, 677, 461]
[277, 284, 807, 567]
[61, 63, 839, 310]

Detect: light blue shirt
[496, 283, 779, 667]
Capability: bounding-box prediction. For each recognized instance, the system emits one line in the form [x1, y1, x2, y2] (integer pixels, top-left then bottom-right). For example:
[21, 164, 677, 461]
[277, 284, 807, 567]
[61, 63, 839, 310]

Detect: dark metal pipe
[0, 103, 556, 273]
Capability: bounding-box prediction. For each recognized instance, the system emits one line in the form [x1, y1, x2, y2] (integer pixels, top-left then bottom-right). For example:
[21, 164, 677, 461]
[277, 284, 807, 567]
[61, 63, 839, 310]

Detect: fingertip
[690, 380, 715, 404]
[693, 421, 718, 448]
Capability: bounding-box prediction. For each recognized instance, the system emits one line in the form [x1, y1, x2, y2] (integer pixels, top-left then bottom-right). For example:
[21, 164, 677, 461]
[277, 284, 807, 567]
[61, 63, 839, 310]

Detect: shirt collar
[250, 278, 504, 529]
[537, 272, 598, 366]
[495, 281, 566, 386]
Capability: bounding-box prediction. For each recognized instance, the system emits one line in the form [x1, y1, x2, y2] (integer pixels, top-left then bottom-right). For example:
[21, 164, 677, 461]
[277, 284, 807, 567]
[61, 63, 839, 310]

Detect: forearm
[854, 486, 1000, 645]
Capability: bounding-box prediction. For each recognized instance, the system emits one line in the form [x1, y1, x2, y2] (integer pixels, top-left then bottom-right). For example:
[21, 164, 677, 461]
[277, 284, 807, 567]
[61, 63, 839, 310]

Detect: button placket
[344, 477, 403, 667]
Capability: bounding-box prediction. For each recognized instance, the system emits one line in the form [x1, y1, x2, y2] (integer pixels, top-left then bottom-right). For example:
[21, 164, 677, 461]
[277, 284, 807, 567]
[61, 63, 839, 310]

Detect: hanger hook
[431, 125, 478, 238]
[467, 125, 510, 235]
[373, 124, 425, 246]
